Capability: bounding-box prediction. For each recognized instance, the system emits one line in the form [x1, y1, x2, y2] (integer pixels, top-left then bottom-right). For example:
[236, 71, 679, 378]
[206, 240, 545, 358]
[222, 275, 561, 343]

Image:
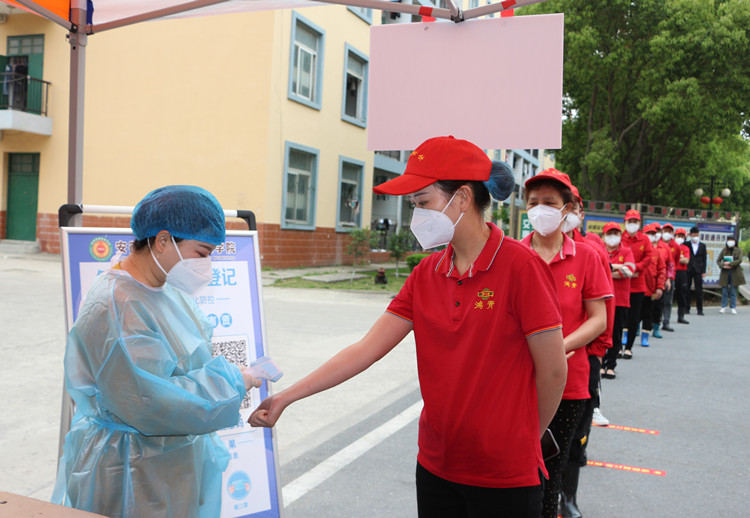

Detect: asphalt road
[2, 253, 749, 517]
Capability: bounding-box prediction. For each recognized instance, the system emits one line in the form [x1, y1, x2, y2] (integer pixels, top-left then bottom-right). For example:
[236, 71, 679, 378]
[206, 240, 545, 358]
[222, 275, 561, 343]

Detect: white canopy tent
[2, 0, 547, 206]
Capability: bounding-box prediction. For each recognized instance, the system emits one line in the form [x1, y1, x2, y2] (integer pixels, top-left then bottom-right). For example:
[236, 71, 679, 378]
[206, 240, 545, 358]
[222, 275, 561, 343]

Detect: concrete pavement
[1, 250, 749, 517]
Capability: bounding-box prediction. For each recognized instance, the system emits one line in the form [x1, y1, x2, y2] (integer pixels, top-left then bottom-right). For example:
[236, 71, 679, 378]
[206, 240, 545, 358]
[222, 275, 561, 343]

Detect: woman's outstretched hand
[248, 395, 286, 428]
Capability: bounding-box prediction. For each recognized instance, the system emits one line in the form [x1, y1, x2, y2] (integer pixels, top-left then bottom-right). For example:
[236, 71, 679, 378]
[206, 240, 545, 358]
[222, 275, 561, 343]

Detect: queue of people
[53, 136, 745, 518]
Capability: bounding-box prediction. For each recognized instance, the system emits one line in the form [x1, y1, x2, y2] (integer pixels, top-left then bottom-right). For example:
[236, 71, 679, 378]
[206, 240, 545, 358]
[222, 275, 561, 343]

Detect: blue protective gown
[52, 268, 246, 518]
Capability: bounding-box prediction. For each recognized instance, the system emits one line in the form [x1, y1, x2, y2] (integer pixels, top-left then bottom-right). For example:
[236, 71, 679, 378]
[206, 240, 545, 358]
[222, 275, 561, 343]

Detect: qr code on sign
[212, 336, 253, 410]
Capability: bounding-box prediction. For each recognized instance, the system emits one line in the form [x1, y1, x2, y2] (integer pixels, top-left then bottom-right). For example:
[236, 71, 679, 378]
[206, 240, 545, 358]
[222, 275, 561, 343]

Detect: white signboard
[60, 227, 282, 518]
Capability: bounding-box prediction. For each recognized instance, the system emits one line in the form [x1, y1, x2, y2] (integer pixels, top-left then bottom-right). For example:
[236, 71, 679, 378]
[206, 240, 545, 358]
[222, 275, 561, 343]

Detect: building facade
[0, 4, 550, 267]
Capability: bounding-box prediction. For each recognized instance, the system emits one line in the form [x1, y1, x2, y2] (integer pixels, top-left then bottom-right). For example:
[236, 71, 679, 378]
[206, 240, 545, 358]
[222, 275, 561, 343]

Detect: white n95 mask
[560, 213, 582, 233]
[410, 191, 464, 250]
[604, 235, 621, 248]
[625, 223, 640, 235]
[151, 237, 213, 296]
[528, 205, 566, 236]
[662, 232, 673, 242]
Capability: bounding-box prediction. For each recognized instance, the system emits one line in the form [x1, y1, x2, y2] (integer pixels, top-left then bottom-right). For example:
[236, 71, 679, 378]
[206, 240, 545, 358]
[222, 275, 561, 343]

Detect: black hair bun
[483, 161, 515, 201]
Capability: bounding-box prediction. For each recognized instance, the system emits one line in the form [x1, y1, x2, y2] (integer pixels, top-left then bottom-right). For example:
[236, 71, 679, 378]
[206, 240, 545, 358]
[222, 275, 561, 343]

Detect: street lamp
[694, 176, 731, 213]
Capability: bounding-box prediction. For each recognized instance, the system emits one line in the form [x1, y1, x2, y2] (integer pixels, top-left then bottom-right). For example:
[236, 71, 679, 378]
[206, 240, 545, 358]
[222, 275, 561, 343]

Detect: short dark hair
[690, 227, 700, 235]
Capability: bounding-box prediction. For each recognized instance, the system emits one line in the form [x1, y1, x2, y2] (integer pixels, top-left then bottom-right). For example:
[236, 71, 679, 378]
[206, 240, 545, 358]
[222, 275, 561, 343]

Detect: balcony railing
[1, 73, 50, 116]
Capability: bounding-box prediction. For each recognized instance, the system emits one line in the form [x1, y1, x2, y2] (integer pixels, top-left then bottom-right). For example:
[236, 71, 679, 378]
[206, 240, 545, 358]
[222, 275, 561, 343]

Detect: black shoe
[662, 324, 675, 332]
[697, 311, 705, 316]
[678, 318, 690, 324]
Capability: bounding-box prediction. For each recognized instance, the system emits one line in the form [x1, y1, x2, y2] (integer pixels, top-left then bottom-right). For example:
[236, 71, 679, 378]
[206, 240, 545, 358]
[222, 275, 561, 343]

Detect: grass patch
[272, 267, 411, 292]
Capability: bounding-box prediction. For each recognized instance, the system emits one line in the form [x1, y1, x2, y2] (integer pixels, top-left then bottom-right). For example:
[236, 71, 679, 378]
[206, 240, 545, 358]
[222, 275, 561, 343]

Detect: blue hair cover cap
[131, 185, 226, 245]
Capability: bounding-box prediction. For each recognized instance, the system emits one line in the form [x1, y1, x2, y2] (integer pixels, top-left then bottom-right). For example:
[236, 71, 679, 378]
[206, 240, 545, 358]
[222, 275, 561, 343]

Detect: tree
[387, 228, 412, 277]
[523, 0, 750, 210]
[346, 227, 377, 277]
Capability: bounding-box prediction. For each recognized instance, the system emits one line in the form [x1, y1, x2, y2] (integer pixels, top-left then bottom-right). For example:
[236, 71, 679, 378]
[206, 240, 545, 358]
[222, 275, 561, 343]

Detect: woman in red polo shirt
[250, 137, 568, 517]
[520, 169, 612, 518]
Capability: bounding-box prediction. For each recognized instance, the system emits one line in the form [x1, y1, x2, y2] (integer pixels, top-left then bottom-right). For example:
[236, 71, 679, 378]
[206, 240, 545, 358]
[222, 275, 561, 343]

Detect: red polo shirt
[572, 229, 614, 358]
[658, 240, 676, 280]
[607, 244, 635, 307]
[643, 248, 667, 296]
[622, 231, 653, 292]
[672, 241, 690, 271]
[522, 233, 613, 400]
[387, 223, 562, 488]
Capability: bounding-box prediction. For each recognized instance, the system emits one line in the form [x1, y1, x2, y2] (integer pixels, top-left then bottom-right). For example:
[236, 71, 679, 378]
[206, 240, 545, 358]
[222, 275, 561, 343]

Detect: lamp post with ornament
[694, 175, 731, 217]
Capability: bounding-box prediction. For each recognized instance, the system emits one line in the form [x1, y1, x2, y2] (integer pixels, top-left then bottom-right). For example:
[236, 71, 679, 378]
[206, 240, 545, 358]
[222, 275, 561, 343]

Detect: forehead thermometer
[246, 356, 284, 382]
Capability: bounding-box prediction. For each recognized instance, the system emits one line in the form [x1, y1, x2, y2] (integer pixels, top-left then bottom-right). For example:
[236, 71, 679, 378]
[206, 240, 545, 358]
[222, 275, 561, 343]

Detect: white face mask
[625, 222, 640, 235]
[655, 232, 662, 241]
[528, 204, 566, 236]
[662, 232, 673, 242]
[560, 212, 582, 233]
[604, 234, 621, 248]
[727, 240, 736, 248]
[151, 236, 213, 296]
[648, 234, 658, 244]
[691, 236, 700, 244]
[410, 190, 464, 250]
[675, 237, 685, 245]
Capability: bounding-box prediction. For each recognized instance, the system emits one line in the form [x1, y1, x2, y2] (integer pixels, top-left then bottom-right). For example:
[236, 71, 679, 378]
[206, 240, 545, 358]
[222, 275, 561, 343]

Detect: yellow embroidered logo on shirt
[563, 274, 578, 289]
[474, 289, 495, 310]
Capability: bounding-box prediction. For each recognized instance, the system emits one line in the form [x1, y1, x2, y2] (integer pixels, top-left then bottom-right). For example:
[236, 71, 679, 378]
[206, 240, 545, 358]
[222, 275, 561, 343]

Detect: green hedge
[406, 253, 430, 272]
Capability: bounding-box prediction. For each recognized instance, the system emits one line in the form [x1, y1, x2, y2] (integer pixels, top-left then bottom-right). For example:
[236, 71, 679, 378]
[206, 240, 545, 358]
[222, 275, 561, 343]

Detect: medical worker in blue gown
[53, 185, 261, 518]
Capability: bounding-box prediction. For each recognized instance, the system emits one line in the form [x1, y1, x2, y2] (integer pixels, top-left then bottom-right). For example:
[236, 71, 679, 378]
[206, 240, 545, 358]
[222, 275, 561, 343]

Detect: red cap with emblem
[675, 227, 688, 236]
[372, 136, 491, 195]
[603, 222, 622, 234]
[624, 209, 641, 221]
[662, 223, 675, 231]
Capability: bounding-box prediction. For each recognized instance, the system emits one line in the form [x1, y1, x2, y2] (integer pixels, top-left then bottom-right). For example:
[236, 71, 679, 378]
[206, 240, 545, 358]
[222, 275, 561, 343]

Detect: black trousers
[542, 399, 587, 518]
[624, 292, 645, 351]
[661, 283, 674, 326]
[603, 306, 627, 370]
[675, 270, 689, 319]
[569, 355, 601, 466]
[687, 270, 704, 312]
[640, 296, 654, 332]
[416, 462, 542, 518]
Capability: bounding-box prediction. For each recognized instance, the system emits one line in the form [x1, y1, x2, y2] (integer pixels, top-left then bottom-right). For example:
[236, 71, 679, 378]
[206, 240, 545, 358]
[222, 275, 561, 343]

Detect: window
[348, 5, 373, 23]
[342, 45, 369, 127]
[7, 35, 44, 56]
[282, 142, 319, 229]
[337, 158, 364, 229]
[289, 13, 325, 109]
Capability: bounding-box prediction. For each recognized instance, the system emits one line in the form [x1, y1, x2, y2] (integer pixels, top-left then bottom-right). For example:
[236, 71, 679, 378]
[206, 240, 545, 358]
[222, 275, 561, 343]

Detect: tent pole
[59, 0, 87, 463]
[316, 0, 456, 21]
[67, 2, 87, 207]
[462, 0, 547, 21]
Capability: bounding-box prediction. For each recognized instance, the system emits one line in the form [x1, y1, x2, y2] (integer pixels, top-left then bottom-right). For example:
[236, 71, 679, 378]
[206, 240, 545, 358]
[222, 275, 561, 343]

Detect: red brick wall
[34, 213, 392, 268]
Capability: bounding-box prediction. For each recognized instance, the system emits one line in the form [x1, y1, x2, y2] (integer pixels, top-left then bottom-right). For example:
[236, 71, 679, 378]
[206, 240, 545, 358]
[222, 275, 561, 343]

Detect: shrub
[406, 253, 430, 272]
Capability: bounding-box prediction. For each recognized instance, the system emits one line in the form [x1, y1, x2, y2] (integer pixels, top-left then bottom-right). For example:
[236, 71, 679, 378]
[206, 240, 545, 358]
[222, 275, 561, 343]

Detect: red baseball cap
[644, 223, 657, 233]
[603, 222, 622, 234]
[651, 222, 662, 231]
[662, 223, 675, 231]
[372, 136, 491, 195]
[624, 209, 641, 221]
[675, 227, 688, 236]
[524, 168, 574, 191]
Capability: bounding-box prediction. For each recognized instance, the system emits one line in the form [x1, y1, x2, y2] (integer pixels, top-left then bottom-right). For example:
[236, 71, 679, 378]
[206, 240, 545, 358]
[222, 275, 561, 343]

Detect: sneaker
[731, 308, 737, 314]
[592, 408, 610, 426]
[720, 307, 727, 314]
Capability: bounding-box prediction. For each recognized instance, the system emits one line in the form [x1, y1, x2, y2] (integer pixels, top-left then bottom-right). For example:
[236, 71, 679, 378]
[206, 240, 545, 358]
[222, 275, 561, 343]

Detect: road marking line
[593, 423, 660, 435]
[587, 460, 666, 476]
[282, 401, 423, 507]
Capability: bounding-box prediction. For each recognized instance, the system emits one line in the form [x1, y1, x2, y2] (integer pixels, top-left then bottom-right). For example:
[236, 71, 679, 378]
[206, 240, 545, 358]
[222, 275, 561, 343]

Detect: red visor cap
[372, 136, 491, 195]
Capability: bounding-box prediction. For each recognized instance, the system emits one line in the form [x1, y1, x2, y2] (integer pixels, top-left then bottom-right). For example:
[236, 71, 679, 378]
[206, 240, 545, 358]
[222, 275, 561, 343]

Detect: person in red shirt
[521, 169, 611, 518]
[601, 222, 635, 379]
[560, 186, 615, 517]
[621, 209, 654, 359]
[640, 224, 667, 347]
[660, 223, 680, 331]
[250, 136, 568, 517]
[673, 228, 692, 323]
[649, 222, 674, 338]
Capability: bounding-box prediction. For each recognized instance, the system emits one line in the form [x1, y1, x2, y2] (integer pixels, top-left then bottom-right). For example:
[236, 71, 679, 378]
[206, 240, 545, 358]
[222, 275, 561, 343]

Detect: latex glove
[240, 367, 263, 392]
